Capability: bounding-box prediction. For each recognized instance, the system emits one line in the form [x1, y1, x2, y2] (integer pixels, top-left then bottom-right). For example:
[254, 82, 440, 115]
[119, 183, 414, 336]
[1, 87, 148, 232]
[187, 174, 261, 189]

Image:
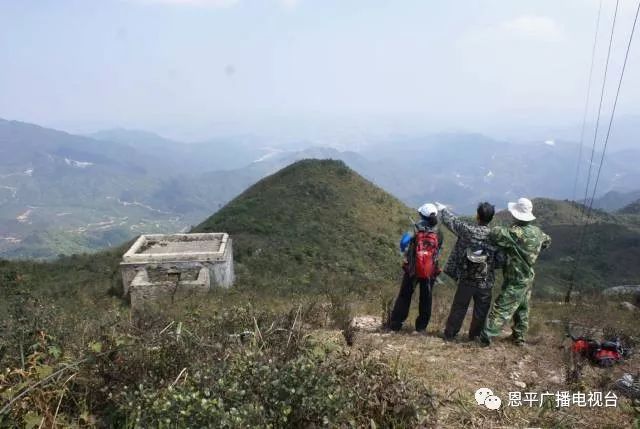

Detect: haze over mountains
[1, 117, 639, 259]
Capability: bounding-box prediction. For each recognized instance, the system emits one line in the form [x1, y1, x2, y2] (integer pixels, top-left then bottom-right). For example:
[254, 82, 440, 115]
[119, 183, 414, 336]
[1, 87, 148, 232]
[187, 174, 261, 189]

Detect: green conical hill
[194, 159, 423, 292]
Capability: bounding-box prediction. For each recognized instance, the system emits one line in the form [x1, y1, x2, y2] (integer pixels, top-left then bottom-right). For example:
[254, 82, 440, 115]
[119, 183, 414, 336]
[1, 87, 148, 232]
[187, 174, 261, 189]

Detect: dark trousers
[444, 284, 492, 340]
[389, 273, 434, 331]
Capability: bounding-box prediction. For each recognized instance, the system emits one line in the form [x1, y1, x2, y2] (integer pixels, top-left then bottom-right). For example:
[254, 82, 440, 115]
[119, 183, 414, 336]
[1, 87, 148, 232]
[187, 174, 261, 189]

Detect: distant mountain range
[526, 198, 640, 294]
[1, 117, 639, 259]
[357, 134, 640, 213]
[88, 128, 269, 173]
[0, 119, 371, 258]
[618, 199, 640, 215]
[589, 189, 640, 212]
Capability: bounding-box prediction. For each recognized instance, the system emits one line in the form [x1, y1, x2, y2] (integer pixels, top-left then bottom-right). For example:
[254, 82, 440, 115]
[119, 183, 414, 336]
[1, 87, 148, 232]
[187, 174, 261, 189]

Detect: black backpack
[460, 246, 489, 283]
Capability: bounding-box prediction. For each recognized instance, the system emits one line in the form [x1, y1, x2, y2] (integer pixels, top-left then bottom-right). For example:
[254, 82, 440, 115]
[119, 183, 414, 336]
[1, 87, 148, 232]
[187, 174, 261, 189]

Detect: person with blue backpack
[388, 203, 443, 333]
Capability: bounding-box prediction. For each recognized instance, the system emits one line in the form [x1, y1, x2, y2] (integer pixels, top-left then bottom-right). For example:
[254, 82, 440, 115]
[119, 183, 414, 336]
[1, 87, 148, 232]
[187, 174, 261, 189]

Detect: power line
[565, 0, 618, 303]
[579, 0, 619, 222]
[566, 0, 640, 303]
[570, 0, 603, 215]
[586, 0, 640, 218]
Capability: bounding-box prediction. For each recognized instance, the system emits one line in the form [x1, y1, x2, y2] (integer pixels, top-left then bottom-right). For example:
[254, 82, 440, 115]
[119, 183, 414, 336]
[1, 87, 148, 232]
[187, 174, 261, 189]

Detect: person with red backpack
[389, 203, 443, 333]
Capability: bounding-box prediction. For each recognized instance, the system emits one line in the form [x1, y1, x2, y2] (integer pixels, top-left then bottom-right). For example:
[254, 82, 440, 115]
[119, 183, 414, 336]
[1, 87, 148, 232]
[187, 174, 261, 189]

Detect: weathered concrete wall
[121, 265, 139, 297]
[209, 239, 234, 287]
[119, 233, 235, 310]
[129, 267, 211, 310]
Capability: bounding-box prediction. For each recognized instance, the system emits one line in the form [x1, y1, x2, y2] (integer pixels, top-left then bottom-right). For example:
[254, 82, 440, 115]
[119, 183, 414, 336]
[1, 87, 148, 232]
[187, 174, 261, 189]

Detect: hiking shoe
[510, 336, 526, 347]
[387, 324, 402, 333]
[439, 332, 456, 342]
[475, 336, 490, 347]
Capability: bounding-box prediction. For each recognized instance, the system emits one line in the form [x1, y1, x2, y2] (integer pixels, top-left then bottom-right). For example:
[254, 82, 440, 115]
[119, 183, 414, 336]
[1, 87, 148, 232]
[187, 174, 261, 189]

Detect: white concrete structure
[120, 233, 234, 309]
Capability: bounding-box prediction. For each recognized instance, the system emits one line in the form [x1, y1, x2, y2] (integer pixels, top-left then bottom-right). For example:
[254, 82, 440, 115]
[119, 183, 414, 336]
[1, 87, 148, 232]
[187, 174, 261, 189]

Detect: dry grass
[195, 275, 640, 427]
[340, 294, 640, 428]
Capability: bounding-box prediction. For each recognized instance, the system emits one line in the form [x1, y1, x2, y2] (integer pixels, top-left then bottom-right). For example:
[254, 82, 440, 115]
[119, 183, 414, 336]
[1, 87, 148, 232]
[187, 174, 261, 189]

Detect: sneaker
[413, 330, 428, 336]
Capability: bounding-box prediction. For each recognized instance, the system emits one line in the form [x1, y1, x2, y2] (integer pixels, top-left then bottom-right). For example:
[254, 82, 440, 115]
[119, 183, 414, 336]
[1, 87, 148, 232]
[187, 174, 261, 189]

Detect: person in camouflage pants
[479, 198, 551, 346]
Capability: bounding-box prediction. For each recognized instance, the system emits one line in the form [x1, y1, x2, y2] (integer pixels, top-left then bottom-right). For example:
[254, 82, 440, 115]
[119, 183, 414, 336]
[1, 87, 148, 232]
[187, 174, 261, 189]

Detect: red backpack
[414, 231, 439, 279]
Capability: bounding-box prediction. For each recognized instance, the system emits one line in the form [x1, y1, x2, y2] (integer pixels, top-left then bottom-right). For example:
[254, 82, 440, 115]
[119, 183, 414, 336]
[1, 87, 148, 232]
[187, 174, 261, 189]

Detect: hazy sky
[1, 0, 639, 141]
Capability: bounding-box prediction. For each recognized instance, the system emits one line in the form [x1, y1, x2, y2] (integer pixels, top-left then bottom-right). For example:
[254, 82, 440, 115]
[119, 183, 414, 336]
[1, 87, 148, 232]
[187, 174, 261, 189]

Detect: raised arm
[439, 206, 473, 239]
[489, 226, 511, 248]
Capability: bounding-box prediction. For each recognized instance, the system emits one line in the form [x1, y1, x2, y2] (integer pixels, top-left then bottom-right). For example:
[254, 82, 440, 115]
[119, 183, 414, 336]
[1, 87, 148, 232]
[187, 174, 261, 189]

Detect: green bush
[0, 302, 434, 428]
[124, 347, 433, 428]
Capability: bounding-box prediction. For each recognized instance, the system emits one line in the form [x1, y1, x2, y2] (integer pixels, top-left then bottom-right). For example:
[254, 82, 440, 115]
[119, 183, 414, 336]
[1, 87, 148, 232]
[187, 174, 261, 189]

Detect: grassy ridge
[524, 199, 640, 294]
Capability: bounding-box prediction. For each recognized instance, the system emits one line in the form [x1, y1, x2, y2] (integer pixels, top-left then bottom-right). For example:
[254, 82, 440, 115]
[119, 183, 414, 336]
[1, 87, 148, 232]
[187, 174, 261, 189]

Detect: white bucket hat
[418, 203, 438, 218]
[508, 197, 536, 222]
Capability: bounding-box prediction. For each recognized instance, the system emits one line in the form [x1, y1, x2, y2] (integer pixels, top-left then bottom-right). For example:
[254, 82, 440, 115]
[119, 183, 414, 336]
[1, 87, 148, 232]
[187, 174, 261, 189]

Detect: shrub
[0, 302, 435, 428]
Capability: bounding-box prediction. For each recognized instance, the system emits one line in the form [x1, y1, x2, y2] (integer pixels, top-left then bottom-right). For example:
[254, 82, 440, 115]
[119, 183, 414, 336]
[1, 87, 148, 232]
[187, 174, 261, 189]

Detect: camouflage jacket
[440, 207, 503, 289]
[490, 223, 551, 286]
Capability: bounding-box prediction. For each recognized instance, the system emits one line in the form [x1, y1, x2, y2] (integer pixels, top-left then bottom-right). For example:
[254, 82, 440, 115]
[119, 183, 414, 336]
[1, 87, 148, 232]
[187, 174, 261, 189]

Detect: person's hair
[477, 202, 495, 225]
[423, 213, 438, 227]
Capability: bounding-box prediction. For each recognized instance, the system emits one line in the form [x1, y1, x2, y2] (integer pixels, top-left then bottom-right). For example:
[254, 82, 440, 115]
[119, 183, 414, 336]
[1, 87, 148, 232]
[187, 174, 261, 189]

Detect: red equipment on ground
[569, 334, 626, 367]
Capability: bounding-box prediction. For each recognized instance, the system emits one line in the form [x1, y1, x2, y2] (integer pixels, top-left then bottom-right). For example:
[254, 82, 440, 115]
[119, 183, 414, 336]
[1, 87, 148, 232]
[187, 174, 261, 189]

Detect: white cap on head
[418, 203, 438, 218]
[508, 197, 536, 222]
